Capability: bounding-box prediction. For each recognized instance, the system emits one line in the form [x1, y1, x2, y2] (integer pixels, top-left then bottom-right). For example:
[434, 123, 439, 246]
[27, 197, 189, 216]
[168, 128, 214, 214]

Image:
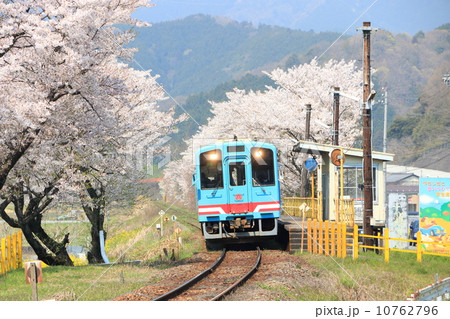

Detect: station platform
[277, 215, 308, 253]
[277, 215, 354, 255]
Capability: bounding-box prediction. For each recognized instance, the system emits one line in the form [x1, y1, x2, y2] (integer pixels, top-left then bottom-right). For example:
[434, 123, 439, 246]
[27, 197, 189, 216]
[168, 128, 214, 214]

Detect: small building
[292, 140, 394, 230]
[385, 165, 450, 248]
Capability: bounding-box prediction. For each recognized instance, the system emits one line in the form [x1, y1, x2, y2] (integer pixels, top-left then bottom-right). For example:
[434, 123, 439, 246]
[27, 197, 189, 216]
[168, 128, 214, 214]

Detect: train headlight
[254, 150, 263, 157]
[209, 153, 218, 160]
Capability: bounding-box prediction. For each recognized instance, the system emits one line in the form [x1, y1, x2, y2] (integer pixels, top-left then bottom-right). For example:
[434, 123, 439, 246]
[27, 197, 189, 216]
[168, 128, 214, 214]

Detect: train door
[226, 159, 250, 214]
[197, 149, 226, 215]
[249, 147, 280, 212]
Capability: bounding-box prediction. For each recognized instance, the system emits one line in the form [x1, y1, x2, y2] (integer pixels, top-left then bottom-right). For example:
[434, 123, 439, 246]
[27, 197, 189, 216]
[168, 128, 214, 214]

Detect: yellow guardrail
[0, 231, 23, 274]
[356, 227, 450, 262]
[305, 219, 450, 262]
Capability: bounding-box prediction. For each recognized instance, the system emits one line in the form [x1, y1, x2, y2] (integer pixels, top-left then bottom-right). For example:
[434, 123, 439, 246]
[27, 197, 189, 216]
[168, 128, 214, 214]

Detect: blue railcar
[193, 140, 281, 244]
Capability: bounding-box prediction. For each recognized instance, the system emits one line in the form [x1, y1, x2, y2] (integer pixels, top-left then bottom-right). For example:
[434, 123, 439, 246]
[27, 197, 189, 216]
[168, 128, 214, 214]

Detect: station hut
[288, 140, 394, 233]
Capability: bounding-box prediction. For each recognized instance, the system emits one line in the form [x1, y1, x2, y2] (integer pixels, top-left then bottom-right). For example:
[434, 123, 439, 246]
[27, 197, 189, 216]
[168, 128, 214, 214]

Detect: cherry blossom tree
[161, 59, 363, 206]
[0, 0, 181, 265]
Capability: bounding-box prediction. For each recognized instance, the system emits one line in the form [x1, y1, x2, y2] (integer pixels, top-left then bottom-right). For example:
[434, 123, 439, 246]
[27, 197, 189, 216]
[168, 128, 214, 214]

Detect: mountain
[387, 60, 450, 171]
[130, 14, 341, 96]
[127, 16, 449, 170]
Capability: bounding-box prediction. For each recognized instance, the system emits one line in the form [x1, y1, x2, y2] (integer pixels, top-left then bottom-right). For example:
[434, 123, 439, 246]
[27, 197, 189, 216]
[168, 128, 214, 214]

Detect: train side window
[251, 148, 275, 186]
[200, 150, 223, 189]
[229, 162, 246, 186]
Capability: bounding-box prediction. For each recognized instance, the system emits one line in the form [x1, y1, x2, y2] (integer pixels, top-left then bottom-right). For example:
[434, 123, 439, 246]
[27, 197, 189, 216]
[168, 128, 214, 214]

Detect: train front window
[200, 150, 223, 189]
[251, 148, 275, 186]
[229, 162, 246, 186]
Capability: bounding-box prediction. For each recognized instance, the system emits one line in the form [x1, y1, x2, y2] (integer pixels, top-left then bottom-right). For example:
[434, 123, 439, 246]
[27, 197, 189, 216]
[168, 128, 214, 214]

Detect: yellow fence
[357, 227, 450, 262]
[283, 197, 355, 226]
[0, 231, 23, 274]
[306, 219, 450, 262]
[282, 197, 322, 221]
[334, 199, 355, 226]
[306, 219, 349, 257]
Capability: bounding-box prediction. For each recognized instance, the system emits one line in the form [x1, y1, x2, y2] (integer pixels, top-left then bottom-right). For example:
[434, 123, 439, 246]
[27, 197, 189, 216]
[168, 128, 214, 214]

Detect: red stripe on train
[198, 201, 280, 215]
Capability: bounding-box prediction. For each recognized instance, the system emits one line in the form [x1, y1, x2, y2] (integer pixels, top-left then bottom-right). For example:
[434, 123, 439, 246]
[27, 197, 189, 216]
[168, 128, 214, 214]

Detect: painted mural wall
[387, 193, 408, 249]
[419, 177, 450, 255]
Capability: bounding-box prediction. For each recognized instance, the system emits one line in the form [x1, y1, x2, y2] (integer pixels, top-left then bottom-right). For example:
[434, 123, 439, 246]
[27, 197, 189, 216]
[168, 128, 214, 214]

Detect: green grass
[103, 199, 203, 263]
[0, 264, 161, 301]
[1, 198, 205, 301]
[298, 250, 450, 301]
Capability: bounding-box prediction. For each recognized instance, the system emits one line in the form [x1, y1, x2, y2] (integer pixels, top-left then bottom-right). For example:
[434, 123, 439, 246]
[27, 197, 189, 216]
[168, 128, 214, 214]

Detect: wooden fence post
[12, 233, 17, 270]
[417, 231, 422, 262]
[384, 228, 390, 263]
[7, 235, 11, 272]
[341, 223, 346, 258]
[313, 220, 317, 254]
[30, 263, 38, 301]
[318, 220, 323, 255]
[1, 237, 5, 275]
[330, 221, 336, 257]
[307, 219, 312, 253]
[18, 231, 23, 268]
[353, 224, 358, 260]
[324, 220, 329, 256]
[337, 222, 341, 258]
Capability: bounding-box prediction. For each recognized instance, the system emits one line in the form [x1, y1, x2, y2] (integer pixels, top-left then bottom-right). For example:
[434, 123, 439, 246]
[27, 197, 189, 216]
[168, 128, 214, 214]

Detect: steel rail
[211, 246, 261, 301]
[153, 248, 226, 301]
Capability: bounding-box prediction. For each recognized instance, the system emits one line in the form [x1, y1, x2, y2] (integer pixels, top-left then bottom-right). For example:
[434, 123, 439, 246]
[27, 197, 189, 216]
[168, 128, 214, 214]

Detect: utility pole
[358, 21, 377, 246]
[300, 103, 312, 197]
[332, 87, 340, 145]
[305, 103, 311, 141]
[383, 88, 388, 153]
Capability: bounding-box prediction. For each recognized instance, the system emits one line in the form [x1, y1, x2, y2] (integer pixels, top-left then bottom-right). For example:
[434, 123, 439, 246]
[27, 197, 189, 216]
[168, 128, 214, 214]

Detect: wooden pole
[311, 172, 315, 219]
[318, 220, 323, 254]
[313, 220, 317, 254]
[361, 21, 375, 247]
[353, 224, 359, 260]
[301, 104, 312, 197]
[333, 87, 340, 145]
[307, 219, 312, 253]
[335, 171, 339, 224]
[7, 235, 11, 272]
[340, 148, 344, 224]
[30, 263, 38, 301]
[417, 231, 422, 262]
[301, 210, 305, 253]
[18, 231, 23, 268]
[342, 223, 347, 258]
[384, 228, 390, 263]
[1, 238, 5, 275]
[330, 221, 336, 257]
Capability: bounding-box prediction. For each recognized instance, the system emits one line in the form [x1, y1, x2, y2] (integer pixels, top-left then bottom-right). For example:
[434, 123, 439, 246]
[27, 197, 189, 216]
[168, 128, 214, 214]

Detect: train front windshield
[200, 149, 223, 189]
[251, 147, 275, 186]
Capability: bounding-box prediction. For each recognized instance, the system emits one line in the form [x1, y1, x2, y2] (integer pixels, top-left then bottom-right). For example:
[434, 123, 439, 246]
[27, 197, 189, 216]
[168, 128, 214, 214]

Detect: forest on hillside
[131, 14, 341, 96]
[130, 16, 450, 170]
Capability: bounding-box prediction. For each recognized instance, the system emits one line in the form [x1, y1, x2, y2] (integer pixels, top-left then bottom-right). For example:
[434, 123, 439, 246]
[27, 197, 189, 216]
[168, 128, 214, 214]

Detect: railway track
[142, 247, 261, 301]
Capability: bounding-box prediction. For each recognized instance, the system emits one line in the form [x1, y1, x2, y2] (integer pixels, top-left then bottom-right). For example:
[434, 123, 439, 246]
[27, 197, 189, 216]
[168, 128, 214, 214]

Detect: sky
[133, 0, 450, 35]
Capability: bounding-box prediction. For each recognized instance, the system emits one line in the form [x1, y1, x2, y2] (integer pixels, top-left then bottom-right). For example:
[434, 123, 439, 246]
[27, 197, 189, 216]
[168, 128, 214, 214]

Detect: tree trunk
[22, 221, 73, 266]
[81, 178, 106, 264]
[0, 182, 73, 266]
[84, 206, 106, 264]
